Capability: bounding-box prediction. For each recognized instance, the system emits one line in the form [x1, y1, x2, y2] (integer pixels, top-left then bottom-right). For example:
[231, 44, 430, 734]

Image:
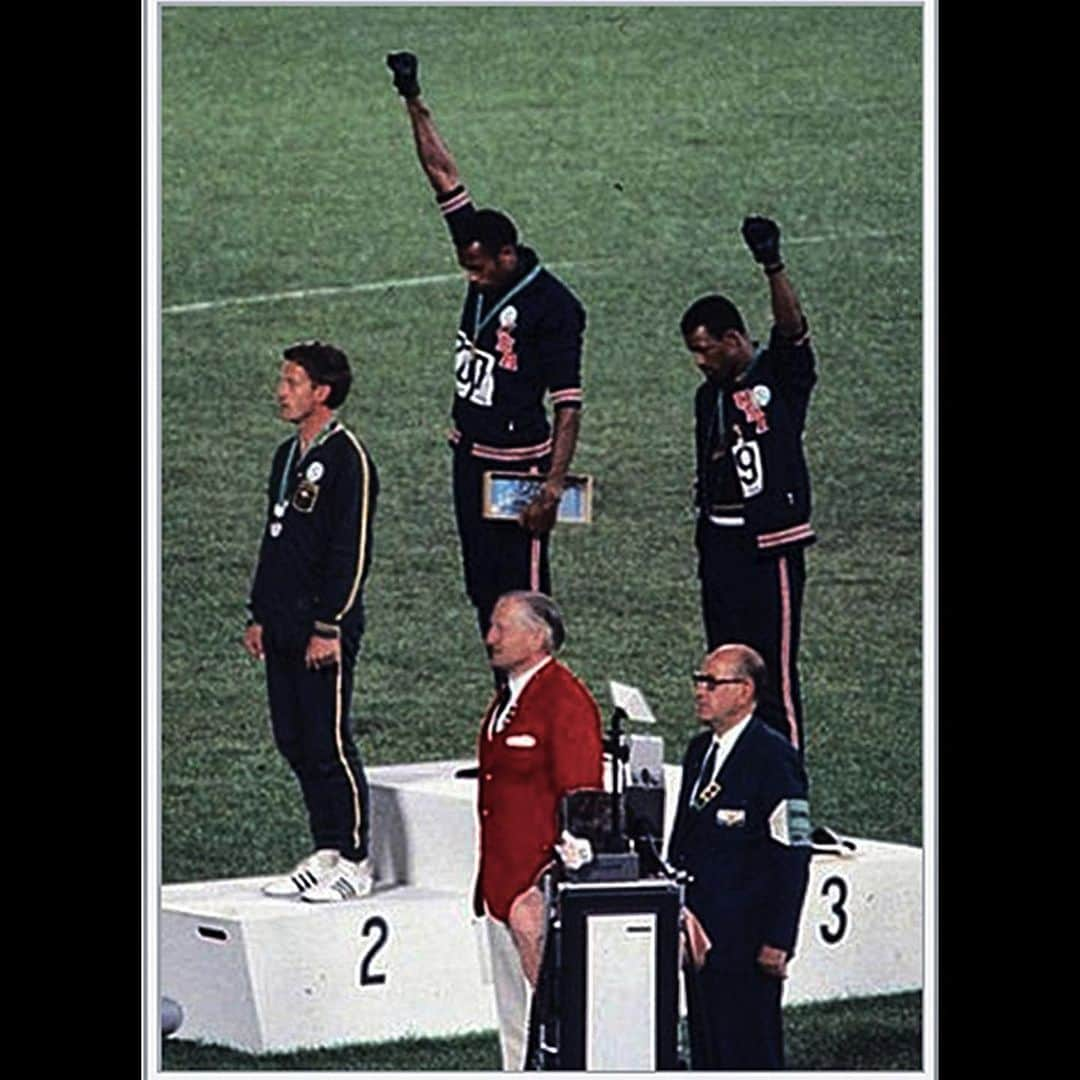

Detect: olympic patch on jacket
[733, 388, 769, 433]
[496, 309, 519, 371]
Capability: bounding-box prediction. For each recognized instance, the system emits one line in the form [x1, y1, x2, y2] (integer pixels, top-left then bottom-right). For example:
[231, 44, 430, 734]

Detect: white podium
[161, 877, 493, 1052]
[786, 836, 922, 1006]
[160, 759, 922, 1052]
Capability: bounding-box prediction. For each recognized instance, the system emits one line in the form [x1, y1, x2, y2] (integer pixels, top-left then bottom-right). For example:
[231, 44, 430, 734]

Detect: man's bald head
[704, 644, 767, 703]
[693, 644, 768, 734]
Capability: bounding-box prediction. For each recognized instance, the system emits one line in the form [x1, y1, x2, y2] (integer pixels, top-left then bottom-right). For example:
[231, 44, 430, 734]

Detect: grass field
[153, 2, 926, 1071]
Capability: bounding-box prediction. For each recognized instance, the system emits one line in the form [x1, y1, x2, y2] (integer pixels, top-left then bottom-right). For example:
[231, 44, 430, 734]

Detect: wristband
[764, 262, 786, 277]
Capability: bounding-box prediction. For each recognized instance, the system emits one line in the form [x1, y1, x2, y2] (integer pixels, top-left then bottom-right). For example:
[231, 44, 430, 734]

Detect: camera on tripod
[556, 680, 684, 886]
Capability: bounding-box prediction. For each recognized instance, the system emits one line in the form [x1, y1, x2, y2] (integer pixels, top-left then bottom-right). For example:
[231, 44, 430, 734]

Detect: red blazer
[475, 658, 604, 922]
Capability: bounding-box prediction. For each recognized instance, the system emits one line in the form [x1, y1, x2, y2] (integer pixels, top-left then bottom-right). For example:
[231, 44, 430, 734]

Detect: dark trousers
[452, 448, 552, 639]
[263, 626, 370, 862]
[698, 522, 806, 755]
[686, 962, 785, 1070]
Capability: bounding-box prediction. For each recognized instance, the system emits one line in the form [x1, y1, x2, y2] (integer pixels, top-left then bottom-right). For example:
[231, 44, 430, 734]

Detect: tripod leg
[525, 905, 560, 1069]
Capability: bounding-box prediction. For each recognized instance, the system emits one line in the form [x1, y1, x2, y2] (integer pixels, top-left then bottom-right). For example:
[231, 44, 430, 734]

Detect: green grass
[161, 993, 923, 1072]
[156, 3, 925, 1071]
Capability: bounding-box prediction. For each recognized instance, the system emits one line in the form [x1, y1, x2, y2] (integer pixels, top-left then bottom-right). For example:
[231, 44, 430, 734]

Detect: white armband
[768, 798, 811, 847]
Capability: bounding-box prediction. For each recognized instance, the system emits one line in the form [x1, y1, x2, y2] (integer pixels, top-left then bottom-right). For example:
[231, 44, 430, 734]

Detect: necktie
[692, 740, 719, 809]
[489, 685, 512, 738]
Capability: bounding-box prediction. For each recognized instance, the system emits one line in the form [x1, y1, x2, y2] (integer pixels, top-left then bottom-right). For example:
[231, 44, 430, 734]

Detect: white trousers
[485, 914, 533, 1070]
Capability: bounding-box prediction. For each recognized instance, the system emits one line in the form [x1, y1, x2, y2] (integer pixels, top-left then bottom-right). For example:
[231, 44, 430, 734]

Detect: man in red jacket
[475, 591, 604, 1069]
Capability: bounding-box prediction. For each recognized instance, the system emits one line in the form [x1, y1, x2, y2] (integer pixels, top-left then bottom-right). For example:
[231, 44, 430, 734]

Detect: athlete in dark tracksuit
[682, 217, 817, 757]
[387, 51, 586, 640]
[246, 346, 378, 867]
[443, 213, 585, 638]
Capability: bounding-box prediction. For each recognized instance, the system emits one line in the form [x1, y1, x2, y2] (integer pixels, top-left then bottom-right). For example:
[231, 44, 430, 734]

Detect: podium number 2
[357, 915, 389, 986]
[819, 876, 849, 945]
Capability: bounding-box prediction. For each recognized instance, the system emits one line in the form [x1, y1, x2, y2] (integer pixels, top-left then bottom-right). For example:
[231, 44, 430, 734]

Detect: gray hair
[500, 591, 566, 653]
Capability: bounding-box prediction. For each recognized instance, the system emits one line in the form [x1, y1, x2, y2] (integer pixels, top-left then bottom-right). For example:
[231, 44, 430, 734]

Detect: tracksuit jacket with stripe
[694, 320, 817, 556]
[248, 420, 378, 648]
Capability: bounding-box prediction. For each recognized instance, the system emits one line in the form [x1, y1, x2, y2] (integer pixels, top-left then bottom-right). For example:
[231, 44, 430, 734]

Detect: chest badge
[732, 388, 770, 433]
[693, 780, 722, 810]
[305, 461, 324, 483]
[292, 480, 319, 513]
[496, 306, 519, 372]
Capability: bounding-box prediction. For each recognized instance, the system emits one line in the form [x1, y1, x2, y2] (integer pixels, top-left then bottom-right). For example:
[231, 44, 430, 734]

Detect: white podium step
[787, 837, 922, 1005]
[161, 878, 494, 1053]
[366, 759, 480, 895]
[161, 758, 921, 1052]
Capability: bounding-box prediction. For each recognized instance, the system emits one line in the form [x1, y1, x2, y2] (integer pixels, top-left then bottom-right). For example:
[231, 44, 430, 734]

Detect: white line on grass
[162, 261, 610, 317]
[162, 272, 466, 316]
[162, 229, 909, 317]
[785, 229, 906, 247]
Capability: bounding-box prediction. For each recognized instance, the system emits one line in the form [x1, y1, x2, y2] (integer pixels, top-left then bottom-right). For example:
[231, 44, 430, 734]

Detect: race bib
[731, 432, 764, 498]
[454, 333, 495, 407]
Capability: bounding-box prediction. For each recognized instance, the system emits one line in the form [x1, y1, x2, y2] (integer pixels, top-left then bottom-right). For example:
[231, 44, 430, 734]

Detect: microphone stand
[604, 706, 629, 851]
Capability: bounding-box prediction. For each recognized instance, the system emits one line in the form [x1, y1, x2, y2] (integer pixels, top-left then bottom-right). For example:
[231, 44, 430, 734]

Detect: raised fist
[741, 215, 782, 267]
[386, 52, 421, 99]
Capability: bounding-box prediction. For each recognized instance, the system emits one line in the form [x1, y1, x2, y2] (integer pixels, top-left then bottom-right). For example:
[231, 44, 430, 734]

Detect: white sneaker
[261, 849, 341, 898]
[301, 857, 374, 903]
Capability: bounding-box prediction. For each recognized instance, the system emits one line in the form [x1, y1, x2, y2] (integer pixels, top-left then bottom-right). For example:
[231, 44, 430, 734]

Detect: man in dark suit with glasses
[668, 643, 812, 1070]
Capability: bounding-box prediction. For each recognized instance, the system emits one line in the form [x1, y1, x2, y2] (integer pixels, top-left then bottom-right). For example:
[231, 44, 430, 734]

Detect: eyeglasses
[691, 672, 746, 690]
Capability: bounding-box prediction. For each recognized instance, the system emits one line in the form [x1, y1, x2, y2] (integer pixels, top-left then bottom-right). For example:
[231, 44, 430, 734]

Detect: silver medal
[269, 522, 282, 538]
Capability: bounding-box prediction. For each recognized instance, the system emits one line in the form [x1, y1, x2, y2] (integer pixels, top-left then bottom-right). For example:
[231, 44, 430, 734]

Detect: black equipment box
[535, 878, 681, 1071]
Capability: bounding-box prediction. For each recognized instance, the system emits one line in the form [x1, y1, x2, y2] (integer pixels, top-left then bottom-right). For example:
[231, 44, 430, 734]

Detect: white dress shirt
[692, 710, 755, 802]
[489, 655, 553, 737]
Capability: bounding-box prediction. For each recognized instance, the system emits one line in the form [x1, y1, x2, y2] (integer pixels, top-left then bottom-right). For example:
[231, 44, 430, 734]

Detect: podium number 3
[820, 876, 849, 945]
[357, 915, 389, 986]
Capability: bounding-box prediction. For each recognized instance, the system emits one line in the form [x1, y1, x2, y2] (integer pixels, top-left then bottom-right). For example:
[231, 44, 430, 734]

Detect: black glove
[741, 215, 782, 268]
[386, 51, 421, 99]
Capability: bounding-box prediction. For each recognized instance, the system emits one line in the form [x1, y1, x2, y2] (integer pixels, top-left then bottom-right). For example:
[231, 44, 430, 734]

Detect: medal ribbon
[276, 419, 338, 508]
[473, 264, 543, 339]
